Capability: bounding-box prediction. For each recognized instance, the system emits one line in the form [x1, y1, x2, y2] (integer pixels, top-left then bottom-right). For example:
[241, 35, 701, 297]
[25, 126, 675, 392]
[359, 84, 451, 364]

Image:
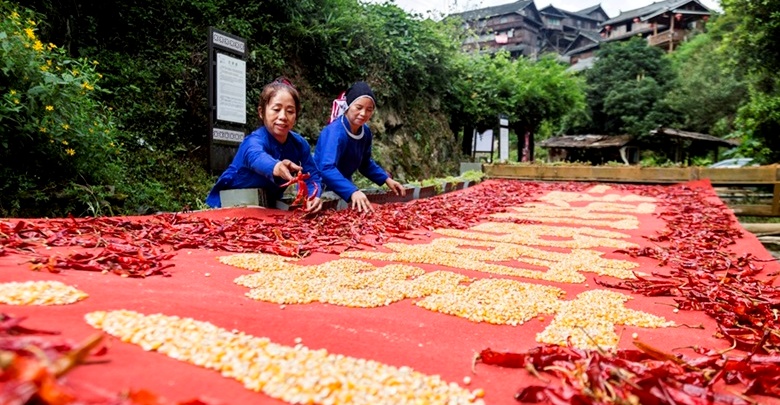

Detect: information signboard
[208, 28, 248, 172]
[216, 54, 246, 124]
[472, 129, 494, 153]
[499, 117, 509, 161]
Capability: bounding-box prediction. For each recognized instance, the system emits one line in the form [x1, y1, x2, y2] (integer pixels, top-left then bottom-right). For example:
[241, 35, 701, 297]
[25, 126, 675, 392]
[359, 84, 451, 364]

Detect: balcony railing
[647, 29, 685, 47]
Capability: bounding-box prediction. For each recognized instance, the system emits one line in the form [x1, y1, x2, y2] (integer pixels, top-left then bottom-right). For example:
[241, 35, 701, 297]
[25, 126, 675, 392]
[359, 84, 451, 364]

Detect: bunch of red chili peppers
[279, 171, 318, 208]
[477, 337, 779, 404]
[0, 181, 588, 277]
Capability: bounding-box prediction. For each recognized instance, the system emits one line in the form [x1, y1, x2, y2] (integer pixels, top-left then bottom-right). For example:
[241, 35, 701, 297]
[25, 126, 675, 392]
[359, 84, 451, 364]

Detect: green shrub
[0, 1, 122, 217]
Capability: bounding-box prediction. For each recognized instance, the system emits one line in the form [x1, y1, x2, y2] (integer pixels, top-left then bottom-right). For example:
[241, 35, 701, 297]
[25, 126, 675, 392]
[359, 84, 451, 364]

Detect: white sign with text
[216, 53, 246, 124]
[473, 129, 494, 153]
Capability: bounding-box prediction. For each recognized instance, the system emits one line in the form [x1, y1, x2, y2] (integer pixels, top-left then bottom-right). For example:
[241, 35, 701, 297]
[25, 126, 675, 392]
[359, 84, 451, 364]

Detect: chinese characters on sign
[216, 53, 246, 125]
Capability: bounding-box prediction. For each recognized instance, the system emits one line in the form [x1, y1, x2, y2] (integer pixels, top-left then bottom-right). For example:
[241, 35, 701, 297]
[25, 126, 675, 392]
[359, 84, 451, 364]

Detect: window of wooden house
[500, 16, 508, 23]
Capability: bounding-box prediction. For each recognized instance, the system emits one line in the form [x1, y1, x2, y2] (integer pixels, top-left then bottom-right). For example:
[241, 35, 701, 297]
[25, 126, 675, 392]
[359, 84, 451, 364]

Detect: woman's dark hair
[258, 76, 301, 120]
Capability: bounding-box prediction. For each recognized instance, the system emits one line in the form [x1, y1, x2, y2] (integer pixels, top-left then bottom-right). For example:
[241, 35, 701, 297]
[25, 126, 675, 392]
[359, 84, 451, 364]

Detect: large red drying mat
[0, 179, 777, 404]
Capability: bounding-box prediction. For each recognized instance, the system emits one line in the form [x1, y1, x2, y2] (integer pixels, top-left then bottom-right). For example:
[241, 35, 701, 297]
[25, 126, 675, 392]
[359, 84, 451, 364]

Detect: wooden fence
[483, 164, 780, 216]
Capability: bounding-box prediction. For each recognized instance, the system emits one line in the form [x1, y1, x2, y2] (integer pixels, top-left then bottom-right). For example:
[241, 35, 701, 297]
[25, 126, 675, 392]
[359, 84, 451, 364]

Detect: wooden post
[773, 182, 780, 216]
[669, 14, 675, 52]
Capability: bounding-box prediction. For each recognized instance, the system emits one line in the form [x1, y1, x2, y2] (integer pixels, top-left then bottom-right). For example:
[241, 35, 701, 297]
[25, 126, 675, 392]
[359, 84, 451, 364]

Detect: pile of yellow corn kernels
[0, 280, 88, 305]
[86, 310, 485, 404]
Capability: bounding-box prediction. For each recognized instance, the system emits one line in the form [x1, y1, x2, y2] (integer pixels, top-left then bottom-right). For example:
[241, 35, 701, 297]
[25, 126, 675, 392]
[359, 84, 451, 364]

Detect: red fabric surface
[1, 179, 778, 404]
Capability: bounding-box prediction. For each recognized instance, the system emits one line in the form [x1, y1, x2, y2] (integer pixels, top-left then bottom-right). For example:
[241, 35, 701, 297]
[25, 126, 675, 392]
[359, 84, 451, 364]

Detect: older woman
[206, 77, 322, 212]
[314, 81, 404, 212]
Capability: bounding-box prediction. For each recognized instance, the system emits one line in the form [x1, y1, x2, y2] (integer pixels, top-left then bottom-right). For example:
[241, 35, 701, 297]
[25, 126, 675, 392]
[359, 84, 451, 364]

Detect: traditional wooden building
[449, 0, 544, 58]
[539, 135, 637, 164]
[649, 127, 739, 164]
[566, 0, 713, 63]
[600, 0, 711, 51]
[539, 4, 608, 54]
[448, 1, 611, 58]
[540, 128, 737, 165]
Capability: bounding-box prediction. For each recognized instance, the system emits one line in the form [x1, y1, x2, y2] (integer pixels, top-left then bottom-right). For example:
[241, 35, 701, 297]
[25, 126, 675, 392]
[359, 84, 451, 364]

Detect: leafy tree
[447, 51, 586, 161]
[581, 37, 674, 136]
[720, 0, 780, 163]
[664, 16, 747, 138]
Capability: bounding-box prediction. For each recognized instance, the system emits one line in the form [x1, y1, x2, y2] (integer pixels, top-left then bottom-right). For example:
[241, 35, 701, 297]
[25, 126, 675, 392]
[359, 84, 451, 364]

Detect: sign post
[471, 128, 495, 163]
[208, 28, 248, 172]
[498, 114, 509, 161]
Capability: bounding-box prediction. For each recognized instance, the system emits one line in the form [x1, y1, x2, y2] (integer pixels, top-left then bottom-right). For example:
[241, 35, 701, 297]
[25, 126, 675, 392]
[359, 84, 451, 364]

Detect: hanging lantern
[605, 25, 611, 31]
[675, 13, 682, 21]
[633, 17, 640, 23]
[703, 15, 709, 22]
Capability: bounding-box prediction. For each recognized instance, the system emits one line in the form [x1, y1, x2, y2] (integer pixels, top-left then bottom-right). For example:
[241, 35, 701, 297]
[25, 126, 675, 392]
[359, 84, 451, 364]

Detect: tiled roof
[602, 0, 709, 25]
[577, 4, 605, 15]
[560, 9, 602, 22]
[450, 0, 534, 21]
[539, 5, 567, 18]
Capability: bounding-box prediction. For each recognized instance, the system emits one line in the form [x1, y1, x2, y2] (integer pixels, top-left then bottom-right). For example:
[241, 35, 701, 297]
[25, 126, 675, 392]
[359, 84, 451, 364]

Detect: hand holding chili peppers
[280, 171, 322, 213]
[272, 159, 302, 182]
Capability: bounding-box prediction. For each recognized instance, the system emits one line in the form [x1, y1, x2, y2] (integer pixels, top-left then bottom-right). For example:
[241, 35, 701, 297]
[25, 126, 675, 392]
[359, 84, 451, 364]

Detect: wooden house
[599, 0, 711, 50]
[539, 4, 608, 54]
[648, 127, 739, 164]
[448, 0, 544, 58]
[539, 134, 637, 164]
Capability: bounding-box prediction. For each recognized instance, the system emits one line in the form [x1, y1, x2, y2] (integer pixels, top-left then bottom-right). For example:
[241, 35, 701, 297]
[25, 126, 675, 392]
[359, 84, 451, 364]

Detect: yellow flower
[91, 60, 99, 66]
[45, 105, 53, 111]
[24, 27, 35, 40]
[32, 40, 43, 52]
[10, 11, 19, 20]
[65, 148, 75, 156]
[40, 65, 48, 72]
[9, 90, 16, 95]
[47, 60, 52, 66]
[97, 73, 103, 79]
[48, 43, 57, 50]
[71, 69, 79, 76]
[88, 128, 94, 133]
[27, 19, 36, 26]
[62, 124, 70, 130]
[61, 140, 68, 145]
[109, 142, 115, 147]
[81, 81, 94, 91]
[13, 99, 19, 104]
[39, 127, 47, 133]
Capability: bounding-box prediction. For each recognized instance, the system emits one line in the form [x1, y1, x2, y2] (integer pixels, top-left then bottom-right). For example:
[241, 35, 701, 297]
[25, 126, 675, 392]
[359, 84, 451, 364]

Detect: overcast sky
[367, 0, 721, 19]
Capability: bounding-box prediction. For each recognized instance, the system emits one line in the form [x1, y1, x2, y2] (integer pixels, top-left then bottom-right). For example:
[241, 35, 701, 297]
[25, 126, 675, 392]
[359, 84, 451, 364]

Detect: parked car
[708, 158, 756, 168]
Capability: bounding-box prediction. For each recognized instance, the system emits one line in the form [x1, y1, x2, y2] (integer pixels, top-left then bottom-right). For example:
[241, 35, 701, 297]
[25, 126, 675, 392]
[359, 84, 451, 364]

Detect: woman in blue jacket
[206, 78, 323, 212]
[314, 82, 404, 212]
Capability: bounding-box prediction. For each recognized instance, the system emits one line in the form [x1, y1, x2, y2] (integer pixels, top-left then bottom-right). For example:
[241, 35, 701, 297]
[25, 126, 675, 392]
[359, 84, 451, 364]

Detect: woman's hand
[305, 196, 322, 213]
[385, 178, 406, 196]
[273, 159, 302, 181]
[350, 190, 373, 212]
